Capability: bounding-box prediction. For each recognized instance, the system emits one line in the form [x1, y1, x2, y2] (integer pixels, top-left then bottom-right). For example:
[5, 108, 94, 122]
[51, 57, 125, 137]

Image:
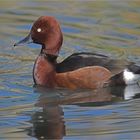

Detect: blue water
[0, 1, 140, 139]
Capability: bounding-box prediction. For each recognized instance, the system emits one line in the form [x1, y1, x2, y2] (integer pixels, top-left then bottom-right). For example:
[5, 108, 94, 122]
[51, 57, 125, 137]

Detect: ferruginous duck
[14, 16, 140, 89]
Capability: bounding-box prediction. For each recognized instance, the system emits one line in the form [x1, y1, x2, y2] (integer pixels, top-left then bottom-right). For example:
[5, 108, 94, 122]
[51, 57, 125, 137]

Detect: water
[0, 0, 140, 139]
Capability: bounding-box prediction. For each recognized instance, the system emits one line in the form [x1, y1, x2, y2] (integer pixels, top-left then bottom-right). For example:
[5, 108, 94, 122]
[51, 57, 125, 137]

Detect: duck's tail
[107, 64, 140, 87]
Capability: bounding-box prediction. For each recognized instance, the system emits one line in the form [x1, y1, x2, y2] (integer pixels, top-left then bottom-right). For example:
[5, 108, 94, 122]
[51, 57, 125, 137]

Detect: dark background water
[0, 0, 140, 139]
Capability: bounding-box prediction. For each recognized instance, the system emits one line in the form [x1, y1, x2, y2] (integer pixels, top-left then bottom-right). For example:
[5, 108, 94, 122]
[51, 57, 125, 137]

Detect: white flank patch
[123, 69, 135, 81]
[123, 69, 139, 85]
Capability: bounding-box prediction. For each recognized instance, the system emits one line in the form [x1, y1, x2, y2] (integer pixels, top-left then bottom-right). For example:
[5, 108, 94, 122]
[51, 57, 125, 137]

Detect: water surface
[0, 1, 140, 139]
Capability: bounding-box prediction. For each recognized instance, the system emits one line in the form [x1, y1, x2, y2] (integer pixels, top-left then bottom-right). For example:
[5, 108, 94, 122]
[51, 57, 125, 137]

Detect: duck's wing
[56, 52, 131, 75]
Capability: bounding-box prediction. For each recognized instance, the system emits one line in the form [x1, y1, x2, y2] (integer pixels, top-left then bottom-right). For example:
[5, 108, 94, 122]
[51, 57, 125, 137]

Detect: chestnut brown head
[14, 16, 63, 55]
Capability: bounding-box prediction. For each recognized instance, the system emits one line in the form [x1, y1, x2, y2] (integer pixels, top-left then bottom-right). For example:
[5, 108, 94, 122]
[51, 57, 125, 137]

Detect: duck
[14, 16, 140, 89]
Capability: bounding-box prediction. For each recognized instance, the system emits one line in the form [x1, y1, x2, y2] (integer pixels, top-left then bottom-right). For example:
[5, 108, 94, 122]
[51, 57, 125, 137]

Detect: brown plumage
[14, 16, 139, 89]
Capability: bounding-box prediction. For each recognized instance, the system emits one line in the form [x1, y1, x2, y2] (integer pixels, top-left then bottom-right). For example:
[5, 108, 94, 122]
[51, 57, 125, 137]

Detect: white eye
[37, 28, 42, 32]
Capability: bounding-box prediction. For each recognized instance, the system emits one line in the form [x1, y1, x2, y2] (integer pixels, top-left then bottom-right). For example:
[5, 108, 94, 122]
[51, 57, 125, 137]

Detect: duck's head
[14, 16, 63, 55]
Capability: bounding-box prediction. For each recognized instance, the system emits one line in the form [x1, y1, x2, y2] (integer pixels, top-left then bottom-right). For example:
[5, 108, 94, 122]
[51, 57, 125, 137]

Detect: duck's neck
[33, 51, 57, 87]
[43, 26, 63, 56]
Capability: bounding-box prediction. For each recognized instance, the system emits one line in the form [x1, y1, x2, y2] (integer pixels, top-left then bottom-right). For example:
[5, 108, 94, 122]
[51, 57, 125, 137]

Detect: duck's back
[56, 52, 130, 75]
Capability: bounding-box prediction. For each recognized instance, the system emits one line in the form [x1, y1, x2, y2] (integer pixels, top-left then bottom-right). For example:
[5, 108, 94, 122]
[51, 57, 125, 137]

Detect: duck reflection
[35, 86, 118, 106]
[109, 84, 140, 100]
[27, 86, 119, 139]
[28, 84, 140, 139]
[28, 105, 65, 140]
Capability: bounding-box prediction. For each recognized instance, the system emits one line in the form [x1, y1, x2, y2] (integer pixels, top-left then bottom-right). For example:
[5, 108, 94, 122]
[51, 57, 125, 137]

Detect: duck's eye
[37, 28, 42, 32]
